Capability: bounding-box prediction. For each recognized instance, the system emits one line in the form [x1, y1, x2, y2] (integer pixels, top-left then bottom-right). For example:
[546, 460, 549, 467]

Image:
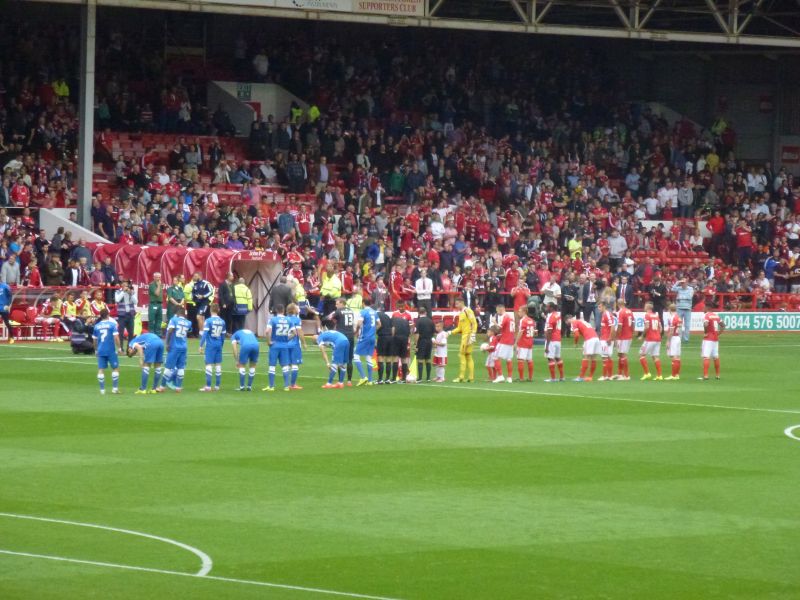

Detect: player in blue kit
[315, 329, 350, 389]
[353, 297, 377, 386]
[127, 332, 165, 394]
[162, 306, 192, 393]
[199, 303, 226, 392]
[263, 304, 292, 392]
[286, 303, 306, 390]
[231, 328, 259, 391]
[92, 309, 122, 394]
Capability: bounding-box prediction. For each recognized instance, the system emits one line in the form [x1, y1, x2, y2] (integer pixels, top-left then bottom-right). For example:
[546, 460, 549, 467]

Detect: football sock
[487, 366, 495, 379]
[215, 366, 222, 387]
[548, 360, 556, 379]
[506, 361, 513, 378]
[205, 366, 213, 388]
[153, 367, 162, 389]
[618, 356, 625, 376]
[436, 366, 445, 380]
[557, 361, 564, 378]
[714, 358, 720, 376]
[97, 373, 105, 392]
[141, 367, 150, 390]
[328, 366, 336, 384]
[494, 359, 502, 375]
[377, 361, 384, 381]
[425, 362, 431, 381]
[282, 366, 290, 387]
[703, 358, 710, 377]
[579, 359, 588, 378]
[654, 359, 662, 377]
[517, 360, 525, 380]
[391, 362, 399, 381]
[347, 363, 353, 382]
[291, 365, 299, 385]
[163, 368, 173, 385]
[605, 358, 613, 378]
[176, 369, 184, 389]
[354, 358, 366, 379]
[111, 373, 119, 391]
[367, 358, 374, 382]
[527, 361, 533, 379]
[640, 357, 650, 374]
[268, 366, 276, 388]
[417, 361, 423, 381]
[672, 359, 680, 376]
[239, 367, 246, 388]
[589, 359, 597, 378]
[248, 367, 255, 388]
[338, 367, 345, 383]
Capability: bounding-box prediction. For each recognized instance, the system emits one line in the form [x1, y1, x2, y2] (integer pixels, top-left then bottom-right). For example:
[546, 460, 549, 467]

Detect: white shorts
[616, 339, 632, 354]
[516, 347, 533, 361]
[668, 336, 681, 357]
[495, 343, 514, 361]
[701, 340, 719, 359]
[582, 338, 601, 356]
[599, 340, 613, 358]
[640, 341, 661, 357]
[546, 341, 562, 360]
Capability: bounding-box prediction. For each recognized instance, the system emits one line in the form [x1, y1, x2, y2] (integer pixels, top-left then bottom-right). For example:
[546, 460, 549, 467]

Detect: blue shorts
[269, 345, 290, 367]
[332, 343, 349, 367]
[97, 353, 119, 370]
[143, 344, 164, 364]
[355, 337, 375, 357]
[239, 343, 259, 365]
[289, 345, 303, 365]
[204, 345, 223, 365]
[165, 348, 187, 370]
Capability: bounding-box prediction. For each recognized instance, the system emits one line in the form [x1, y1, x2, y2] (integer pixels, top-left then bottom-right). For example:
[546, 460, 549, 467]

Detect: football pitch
[1, 332, 799, 599]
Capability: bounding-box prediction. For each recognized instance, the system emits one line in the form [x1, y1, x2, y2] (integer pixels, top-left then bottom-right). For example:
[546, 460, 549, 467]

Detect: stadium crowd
[3, 21, 800, 341]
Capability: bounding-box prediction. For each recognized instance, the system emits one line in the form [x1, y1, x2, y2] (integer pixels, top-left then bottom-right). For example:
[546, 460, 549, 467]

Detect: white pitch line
[419, 383, 800, 416]
[0, 512, 212, 576]
[0, 549, 402, 600]
[784, 425, 800, 442]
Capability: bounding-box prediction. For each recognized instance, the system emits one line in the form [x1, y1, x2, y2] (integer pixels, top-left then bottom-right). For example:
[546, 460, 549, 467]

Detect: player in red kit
[493, 304, 516, 383]
[700, 311, 724, 380]
[483, 325, 500, 381]
[544, 304, 564, 382]
[597, 301, 615, 381]
[566, 315, 600, 382]
[639, 302, 663, 380]
[515, 306, 536, 381]
[613, 299, 634, 380]
[665, 303, 683, 380]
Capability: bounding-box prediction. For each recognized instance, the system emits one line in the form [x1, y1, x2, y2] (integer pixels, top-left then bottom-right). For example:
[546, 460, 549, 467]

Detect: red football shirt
[497, 313, 516, 345]
[545, 312, 562, 342]
[616, 308, 634, 340]
[703, 312, 721, 341]
[572, 319, 598, 341]
[600, 310, 614, 341]
[643, 313, 662, 342]
[669, 314, 682, 337]
[517, 316, 536, 349]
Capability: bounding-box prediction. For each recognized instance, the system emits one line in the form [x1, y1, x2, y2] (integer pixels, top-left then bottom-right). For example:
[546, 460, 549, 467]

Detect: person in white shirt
[156, 166, 170, 186]
[541, 275, 561, 306]
[429, 214, 445, 241]
[644, 195, 660, 217]
[414, 268, 434, 315]
[657, 181, 678, 210]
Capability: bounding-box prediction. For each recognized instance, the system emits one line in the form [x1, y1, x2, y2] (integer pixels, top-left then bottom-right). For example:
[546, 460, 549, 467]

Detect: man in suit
[616, 273, 634, 307]
[218, 273, 235, 332]
[270, 275, 295, 314]
[647, 271, 668, 326]
[580, 272, 602, 332]
[461, 281, 477, 311]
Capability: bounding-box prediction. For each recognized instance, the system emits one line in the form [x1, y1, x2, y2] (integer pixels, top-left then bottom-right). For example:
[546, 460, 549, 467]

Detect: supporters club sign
[720, 312, 800, 332]
[274, 0, 424, 15]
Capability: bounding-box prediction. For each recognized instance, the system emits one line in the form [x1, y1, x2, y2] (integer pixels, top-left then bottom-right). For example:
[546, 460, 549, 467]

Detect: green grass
[1, 333, 799, 599]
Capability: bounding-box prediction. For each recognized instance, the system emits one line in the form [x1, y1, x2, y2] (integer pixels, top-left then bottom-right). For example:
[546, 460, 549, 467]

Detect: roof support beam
[609, 0, 631, 30]
[704, 0, 730, 35]
[637, 0, 663, 30]
[736, 0, 766, 35]
[428, 0, 446, 18]
[509, 0, 529, 24]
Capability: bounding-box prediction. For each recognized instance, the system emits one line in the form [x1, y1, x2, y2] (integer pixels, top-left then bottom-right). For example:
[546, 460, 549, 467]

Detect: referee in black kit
[414, 306, 435, 382]
[330, 298, 356, 385]
[376, 308, 394, 384]
[390, 304, 413, 383]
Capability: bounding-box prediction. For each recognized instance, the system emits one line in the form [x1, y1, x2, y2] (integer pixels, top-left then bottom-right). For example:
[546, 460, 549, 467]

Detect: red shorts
[433, 356, 447, 366]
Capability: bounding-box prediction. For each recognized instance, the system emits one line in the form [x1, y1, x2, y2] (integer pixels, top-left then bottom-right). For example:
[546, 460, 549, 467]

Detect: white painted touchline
[419, 383, 800, 416]
[784, 425, 800, 441]
[0, 512, 212, 576]
[0, 549, 403, 600]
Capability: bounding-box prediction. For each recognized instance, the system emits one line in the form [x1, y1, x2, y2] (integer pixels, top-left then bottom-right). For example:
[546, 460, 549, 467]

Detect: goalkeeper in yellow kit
[451, 297, 477, 382]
